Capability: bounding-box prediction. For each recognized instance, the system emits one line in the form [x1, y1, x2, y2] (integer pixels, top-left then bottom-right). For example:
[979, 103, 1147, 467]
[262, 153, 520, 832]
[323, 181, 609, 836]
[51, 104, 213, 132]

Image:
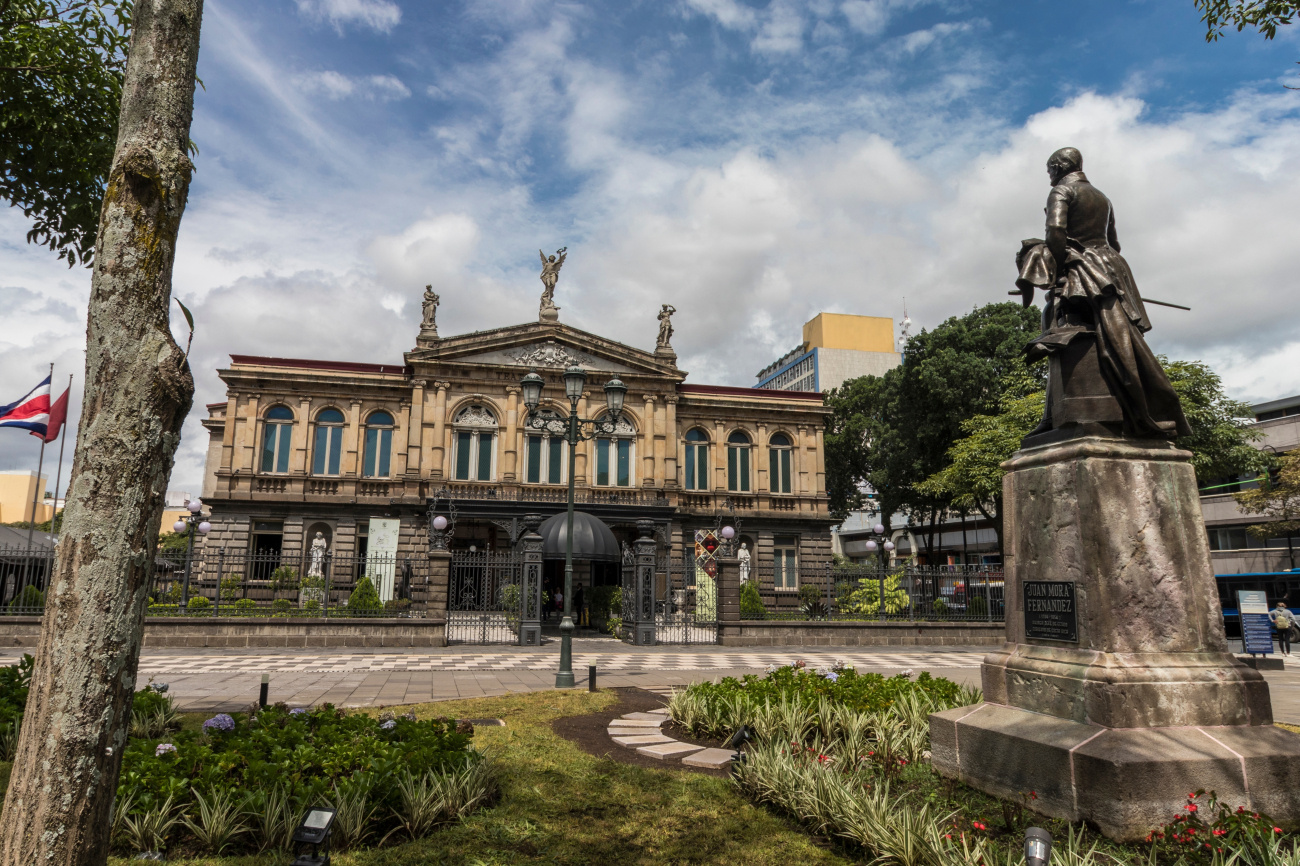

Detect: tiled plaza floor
[5, 640, 1300, 722]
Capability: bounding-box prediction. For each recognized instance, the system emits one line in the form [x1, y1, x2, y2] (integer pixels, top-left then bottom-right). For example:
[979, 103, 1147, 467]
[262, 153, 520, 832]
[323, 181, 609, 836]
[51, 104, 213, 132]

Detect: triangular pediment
[404, 322, 683, 380]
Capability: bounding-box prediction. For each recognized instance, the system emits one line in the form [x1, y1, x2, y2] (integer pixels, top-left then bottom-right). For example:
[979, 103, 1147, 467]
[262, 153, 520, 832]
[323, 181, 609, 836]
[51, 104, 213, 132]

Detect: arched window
[363, 410, 395, 478]
[595, 416, 636, 488]
[312, 408, 345, 476]
[684, 428, 709, 491]
[769, 432, 793, 494]
[453, 405, 497, 482]
[260, 405, 294, 473]
[525, 423, 565, 485]
[727, 430, 752, 493]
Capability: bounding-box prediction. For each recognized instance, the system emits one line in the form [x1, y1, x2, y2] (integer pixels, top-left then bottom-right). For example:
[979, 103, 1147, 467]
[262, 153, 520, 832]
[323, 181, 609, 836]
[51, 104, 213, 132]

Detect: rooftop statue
[1013, 147, 1191, 441]
[656, 304, 676, 349]
[421, 284, 439, 335]
[539, 247, 566, 320]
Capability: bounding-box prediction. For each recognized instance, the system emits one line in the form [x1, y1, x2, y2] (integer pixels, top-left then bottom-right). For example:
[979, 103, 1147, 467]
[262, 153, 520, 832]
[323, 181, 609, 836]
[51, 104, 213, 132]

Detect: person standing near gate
[554, 588, 564, 620]
[1270, 601, 1296, 655]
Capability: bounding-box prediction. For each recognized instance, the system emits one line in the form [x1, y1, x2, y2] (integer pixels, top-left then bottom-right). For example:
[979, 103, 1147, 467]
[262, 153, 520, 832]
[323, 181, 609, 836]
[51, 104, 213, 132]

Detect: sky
[3, 0, 1300, 497]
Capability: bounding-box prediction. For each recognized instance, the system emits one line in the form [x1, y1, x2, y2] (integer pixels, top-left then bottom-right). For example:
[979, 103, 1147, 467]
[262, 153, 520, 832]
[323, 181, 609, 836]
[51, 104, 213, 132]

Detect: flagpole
[25, 363, 53, 553]
[50, 374, 73, 536]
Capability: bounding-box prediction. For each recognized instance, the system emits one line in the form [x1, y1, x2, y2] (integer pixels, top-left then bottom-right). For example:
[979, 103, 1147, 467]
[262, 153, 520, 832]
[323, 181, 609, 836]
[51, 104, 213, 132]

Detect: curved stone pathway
[606, 706, 737, 770]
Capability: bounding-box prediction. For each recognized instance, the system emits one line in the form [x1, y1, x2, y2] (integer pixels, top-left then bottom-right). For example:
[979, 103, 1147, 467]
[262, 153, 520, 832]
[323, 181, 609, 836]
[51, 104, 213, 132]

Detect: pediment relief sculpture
[453, 404, 498, 428]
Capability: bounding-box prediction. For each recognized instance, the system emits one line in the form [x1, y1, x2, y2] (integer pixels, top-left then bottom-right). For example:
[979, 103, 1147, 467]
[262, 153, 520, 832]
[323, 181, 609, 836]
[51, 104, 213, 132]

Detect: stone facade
[198, 318, 835, 582]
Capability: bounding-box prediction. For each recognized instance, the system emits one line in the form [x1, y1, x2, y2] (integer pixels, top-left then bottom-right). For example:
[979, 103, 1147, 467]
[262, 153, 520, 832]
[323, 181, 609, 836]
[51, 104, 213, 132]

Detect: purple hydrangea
[380, 719, 396, 730]
[289, 708, 308, 716]
[202, 713, 235, 733]
[824, 671, 839, 683]
[155, 742, 177, 757]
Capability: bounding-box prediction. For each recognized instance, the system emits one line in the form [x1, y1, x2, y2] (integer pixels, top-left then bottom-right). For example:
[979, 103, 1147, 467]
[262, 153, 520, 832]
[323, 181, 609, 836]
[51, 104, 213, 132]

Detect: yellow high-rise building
[756, 312, 902, 393]
[0, 471, 54, 525]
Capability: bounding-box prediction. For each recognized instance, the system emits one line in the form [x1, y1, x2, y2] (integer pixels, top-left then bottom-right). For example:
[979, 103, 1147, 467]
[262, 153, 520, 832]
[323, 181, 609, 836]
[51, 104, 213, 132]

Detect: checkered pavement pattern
[113, 649, 986, 675]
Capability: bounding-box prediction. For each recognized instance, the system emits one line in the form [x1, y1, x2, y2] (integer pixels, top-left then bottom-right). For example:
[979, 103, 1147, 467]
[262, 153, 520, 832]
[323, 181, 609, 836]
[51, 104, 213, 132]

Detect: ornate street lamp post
[174, 497, 211, 608]
[863, 523, 895, 622]
[520, 365, 627, 688]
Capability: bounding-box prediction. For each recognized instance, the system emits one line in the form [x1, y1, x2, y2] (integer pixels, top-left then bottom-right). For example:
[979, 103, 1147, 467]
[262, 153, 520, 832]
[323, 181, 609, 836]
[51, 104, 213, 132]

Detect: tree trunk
[0, 2, 202, 863]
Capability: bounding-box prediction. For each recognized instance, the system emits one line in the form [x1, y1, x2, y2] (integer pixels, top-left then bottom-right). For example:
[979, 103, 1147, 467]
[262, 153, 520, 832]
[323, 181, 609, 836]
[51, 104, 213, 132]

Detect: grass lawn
[98, 689, 854, 866]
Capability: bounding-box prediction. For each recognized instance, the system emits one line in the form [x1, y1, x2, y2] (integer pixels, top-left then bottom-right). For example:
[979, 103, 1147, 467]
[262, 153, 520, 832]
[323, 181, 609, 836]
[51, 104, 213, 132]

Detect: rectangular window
[377, 428, 391, 477]
[729, 447, 750, 492]
[774, 536, 798, 589]
[455, 431, 472, 480]
[363, 428, 391, 478]
[617, 439, 631, 487]
[527, 435, 542, 484]
[596, 439, 610, 486]
[548, 437, 562, 483]
[770, 449, 791, 493]
[276, 425, 291, 473]
[477, 432, 493, 481]
[685, 444, 696, 489]
[313, 426, 336, 475]
[697, 447, 708, 490]
[261, 427, 277, 473]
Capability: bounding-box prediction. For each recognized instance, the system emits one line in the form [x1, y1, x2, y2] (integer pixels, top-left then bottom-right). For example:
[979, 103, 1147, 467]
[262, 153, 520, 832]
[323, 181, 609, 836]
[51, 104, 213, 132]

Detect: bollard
[588, 664, 597, 692]
[259, 673, 269, 708]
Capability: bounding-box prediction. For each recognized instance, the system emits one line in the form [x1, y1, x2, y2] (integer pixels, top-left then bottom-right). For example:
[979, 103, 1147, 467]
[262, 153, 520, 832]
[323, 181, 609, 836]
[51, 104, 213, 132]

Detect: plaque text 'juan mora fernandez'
[1023, 580, 1078, 642]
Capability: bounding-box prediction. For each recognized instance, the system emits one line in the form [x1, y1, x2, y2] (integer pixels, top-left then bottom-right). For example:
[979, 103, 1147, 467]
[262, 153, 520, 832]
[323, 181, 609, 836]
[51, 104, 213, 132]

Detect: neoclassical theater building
[198, 304, 833, 594]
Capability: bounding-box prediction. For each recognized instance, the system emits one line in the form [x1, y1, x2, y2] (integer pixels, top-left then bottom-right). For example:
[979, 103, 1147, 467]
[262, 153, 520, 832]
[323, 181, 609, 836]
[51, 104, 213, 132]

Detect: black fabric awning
[537, 511, 621, 562]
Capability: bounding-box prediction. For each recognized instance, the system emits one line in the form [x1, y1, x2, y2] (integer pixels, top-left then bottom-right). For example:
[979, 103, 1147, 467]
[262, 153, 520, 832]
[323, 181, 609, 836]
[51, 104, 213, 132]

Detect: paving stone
[636, 741, 704, 760]
[612, 734, 674, 747]
[610, 718, 662, 727]
[621, 712, 667, 722]
[682, 748, 737, 769]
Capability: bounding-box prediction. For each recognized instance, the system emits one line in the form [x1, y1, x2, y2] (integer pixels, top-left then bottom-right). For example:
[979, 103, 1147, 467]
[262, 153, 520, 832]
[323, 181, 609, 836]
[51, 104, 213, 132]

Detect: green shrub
[270, 566, 298, 592]
[740, 581, 766, 620]
[186, 596, 212, 613]
[114, 704, 490, 857]
[232, 598, 258, 615]
[346, 575, 382, 613]
[383, 598, 410, 615]
[7, 585, 44, 612]
[219, 574, 242, 601]
[968, 596, 987, 618]
[837, 569, 910, 619]
[303, 599, 321, 613]
[147, 602, 179, 616]
[932, 597, 948, 616]
[588, 586, 623, 630]
[271, 598, 292, 614]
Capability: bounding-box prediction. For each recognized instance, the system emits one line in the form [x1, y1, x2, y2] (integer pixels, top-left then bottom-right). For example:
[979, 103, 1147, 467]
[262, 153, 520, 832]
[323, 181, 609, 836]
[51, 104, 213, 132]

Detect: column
[520, 520, 543, 646]
[241, 393, 261, 472]
[716, 553, 740, 646]
[652, 397, 666, 487]
[429, 382, 448, 479]
[394, 400, 411, 477]
[663, 396, 678, 487]
[407, 380, 425, 479]
[713, 419, 726, 491]
[293, 397, 312, 473]
[426, 549, 450, 644]
[219, 394, 238, 476]
[633, 519, 657, 646]
[797, 424, 811, 504]
[343, 400, 362, 476]
[815, 426, 826, 497]
[640, 395, 656, 486]
[575, 391, 589, 485]
[503, 386, 520, 481]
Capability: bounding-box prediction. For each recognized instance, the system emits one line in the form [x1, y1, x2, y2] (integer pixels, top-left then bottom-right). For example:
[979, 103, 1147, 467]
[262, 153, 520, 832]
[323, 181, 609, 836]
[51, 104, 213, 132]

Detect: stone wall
[0, 616, 445, 649]
[718, 620, 1004, 647]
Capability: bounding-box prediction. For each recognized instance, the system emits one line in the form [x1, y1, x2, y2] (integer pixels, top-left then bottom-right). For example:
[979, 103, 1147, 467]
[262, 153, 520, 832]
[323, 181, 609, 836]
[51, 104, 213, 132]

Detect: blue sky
[3, 0, 1299, 494]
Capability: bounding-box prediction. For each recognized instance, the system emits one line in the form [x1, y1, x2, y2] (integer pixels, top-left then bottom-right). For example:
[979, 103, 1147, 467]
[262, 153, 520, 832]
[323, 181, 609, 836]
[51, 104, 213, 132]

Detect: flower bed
[669, 662, 1299, 865]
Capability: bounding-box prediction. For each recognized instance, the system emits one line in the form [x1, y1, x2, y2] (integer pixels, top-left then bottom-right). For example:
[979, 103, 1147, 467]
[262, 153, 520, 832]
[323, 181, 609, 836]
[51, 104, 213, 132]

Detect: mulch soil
[551, 687, 732, 776]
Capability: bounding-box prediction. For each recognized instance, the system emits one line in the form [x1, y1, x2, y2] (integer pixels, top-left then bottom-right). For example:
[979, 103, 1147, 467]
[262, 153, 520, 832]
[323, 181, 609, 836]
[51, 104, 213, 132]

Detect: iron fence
[743, 562, 1005, 623]
[446, 550, 523, 644]
[0, 546, 53, 614]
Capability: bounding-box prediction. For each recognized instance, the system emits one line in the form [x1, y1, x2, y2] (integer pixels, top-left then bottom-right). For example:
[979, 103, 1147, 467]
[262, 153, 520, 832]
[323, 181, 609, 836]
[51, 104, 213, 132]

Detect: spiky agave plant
[180, 787, 250, 855]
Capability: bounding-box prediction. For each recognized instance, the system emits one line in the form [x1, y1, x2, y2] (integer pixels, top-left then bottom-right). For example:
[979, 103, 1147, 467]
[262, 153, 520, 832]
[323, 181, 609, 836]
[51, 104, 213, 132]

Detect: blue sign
[1238, 590, 1274, 655]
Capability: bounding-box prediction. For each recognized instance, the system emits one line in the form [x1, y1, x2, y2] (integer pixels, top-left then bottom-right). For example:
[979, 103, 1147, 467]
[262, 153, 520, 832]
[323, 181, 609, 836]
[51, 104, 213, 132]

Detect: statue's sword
[1007, 290, 1189, 311]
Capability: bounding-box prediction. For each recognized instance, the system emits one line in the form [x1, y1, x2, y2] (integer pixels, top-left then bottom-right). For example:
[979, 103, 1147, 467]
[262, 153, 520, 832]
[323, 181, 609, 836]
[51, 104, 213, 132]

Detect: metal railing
[441, 482, 669, 506]
[742, 563, 1005, 623]
[0, 546, 53, 615]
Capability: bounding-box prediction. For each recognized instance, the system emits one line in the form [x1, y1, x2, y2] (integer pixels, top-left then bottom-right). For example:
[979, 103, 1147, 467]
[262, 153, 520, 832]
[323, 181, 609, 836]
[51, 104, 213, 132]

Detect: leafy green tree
[1, 0, 132, 265]
[1196, 1, 1299, 86]
[156, 530, 188, 552]
[739, 580, 766, 619]
[1164, 358, 1270, 483]
[825, 302, 1042, 559]
[1234, 453, 1300, 569]
[917, 371, 1045, 557]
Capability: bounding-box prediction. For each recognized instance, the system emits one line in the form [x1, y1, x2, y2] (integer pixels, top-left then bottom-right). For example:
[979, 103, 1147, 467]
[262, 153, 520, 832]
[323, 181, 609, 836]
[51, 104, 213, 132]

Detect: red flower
[1188, 804, 1198, 813]
[973, 822, 987, 831]
[1213, 829, 1225, 836]
[1275, 827, 1284, 834]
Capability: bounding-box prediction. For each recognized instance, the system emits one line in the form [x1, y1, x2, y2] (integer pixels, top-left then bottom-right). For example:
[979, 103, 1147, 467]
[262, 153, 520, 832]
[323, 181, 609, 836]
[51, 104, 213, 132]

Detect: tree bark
[0, 2, 202, 863]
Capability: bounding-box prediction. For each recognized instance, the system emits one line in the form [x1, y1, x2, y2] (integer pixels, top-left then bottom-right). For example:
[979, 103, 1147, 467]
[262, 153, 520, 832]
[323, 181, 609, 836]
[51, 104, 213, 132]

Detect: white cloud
[295, 71, 411, 101]
[841, 0, 889, 36]
[752, 0, 805, 55]
[295, 0, 401, 33]
[681, 0, 758, 31]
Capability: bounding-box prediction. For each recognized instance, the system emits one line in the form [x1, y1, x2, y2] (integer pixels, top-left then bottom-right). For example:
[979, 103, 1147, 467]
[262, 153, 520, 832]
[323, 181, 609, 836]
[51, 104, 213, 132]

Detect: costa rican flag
[0, 375, 52, 438]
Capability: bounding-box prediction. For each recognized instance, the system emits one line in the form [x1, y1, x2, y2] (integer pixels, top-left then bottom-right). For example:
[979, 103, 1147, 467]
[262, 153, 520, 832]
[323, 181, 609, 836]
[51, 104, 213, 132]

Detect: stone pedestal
[931, 435, 1300, 840]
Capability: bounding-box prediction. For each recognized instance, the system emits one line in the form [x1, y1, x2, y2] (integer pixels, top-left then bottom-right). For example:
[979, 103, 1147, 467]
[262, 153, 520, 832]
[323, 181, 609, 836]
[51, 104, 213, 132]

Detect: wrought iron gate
[447, 551, 523, 644]
[654, 555, 717, 645]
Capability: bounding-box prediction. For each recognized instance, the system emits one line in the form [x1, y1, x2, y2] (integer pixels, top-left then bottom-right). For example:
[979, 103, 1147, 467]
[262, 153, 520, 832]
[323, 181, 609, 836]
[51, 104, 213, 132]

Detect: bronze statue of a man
[1015, 147, 1190, 441]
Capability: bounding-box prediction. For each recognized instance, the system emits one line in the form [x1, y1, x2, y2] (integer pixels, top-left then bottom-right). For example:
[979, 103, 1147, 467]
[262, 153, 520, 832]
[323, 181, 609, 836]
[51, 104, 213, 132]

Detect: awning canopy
[537, 511, 621, 562]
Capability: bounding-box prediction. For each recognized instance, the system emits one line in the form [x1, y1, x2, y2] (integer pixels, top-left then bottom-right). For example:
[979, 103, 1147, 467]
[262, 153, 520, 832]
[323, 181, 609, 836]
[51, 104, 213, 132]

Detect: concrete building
[755, 313, 901, 393]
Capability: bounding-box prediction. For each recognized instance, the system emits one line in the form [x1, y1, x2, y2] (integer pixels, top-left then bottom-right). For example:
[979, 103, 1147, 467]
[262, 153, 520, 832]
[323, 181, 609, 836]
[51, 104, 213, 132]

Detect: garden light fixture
[177, 499, 210, 608]
[291, 805, 336, 866]
[1024, 827, 1051, 866]
[520, 364, 627, 688]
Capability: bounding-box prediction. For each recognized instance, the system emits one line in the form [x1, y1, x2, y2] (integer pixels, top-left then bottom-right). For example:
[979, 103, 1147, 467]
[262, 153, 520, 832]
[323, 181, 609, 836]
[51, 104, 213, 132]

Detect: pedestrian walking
[1270, 601, 1296, 655]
